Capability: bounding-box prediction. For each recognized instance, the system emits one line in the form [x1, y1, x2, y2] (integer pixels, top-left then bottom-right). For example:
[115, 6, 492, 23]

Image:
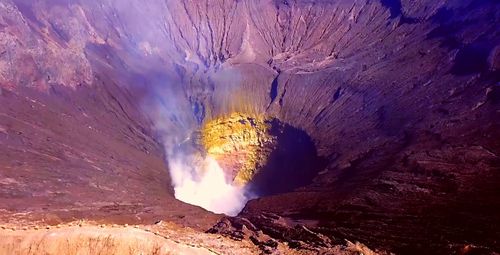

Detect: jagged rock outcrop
[0, 0, 499, 254]
[207, 214, 384, 255]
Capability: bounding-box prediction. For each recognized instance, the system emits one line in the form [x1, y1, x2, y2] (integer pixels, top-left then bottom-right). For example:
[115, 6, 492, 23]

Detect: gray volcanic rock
[0, 0, 499, 254]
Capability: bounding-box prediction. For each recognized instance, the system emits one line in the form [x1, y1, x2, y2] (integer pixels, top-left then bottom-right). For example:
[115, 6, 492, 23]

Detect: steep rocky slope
[0, 0, 499, 254]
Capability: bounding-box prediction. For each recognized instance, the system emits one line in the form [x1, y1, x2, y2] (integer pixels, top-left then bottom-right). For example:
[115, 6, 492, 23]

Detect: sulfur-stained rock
[200, 112, 278, 185]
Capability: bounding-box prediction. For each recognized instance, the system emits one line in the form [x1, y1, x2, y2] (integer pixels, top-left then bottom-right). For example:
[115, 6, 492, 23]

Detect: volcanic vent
[202, 113, 326, 193]
[168, 112, 326, 215]
[0, 0, 499, 254]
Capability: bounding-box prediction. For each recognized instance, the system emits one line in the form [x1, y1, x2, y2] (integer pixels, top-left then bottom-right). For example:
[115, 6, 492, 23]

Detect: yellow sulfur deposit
[200, 113, 277, 186]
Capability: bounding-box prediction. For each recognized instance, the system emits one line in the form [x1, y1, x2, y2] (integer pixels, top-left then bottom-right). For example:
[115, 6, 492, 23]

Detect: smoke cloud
[145, 76, 252, 216]
[168, 152, 249, 216]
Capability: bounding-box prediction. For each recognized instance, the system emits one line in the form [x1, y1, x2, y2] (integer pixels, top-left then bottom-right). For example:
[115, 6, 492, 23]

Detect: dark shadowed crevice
[267, 73, 281, 110]
[451, 43, 493, 75]
[380, 0, 418, 24]
[270, 76, 279, 104]
[332, 87, 342, 102]
[426, 21, 464, 49]
[430, 7, 454, 24]
[467, 0, 498, 9]
[380, 0, 403, 19]
[247, 120, 327, 197]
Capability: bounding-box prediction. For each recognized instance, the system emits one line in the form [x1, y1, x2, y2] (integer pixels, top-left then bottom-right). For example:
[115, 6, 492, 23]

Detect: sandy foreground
[0, 222, 261, 255]
[0, 221, 379, 255]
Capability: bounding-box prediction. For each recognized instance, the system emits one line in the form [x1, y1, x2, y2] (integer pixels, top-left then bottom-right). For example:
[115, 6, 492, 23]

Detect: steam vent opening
[201, 113, 326, 197]
[172, 113, 326, 216]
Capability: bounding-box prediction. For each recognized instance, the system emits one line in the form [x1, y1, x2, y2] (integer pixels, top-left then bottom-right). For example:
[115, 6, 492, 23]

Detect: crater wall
[0, 0, 499, 253]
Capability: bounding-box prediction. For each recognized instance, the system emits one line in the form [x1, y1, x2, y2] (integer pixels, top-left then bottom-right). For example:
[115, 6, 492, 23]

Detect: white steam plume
[169, 151, 249, 216]
[146, 79, 252, 216]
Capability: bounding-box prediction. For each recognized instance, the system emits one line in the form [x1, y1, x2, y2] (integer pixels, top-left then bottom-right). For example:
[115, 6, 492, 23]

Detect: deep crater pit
[168, 112, 326, 216]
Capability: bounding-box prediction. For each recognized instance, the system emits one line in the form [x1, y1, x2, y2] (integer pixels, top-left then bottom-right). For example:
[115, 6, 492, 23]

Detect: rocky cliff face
[0, 0, 499, 254]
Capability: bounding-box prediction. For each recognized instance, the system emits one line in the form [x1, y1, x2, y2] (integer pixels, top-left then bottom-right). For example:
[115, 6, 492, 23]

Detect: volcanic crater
[0, 0, 499, 254]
